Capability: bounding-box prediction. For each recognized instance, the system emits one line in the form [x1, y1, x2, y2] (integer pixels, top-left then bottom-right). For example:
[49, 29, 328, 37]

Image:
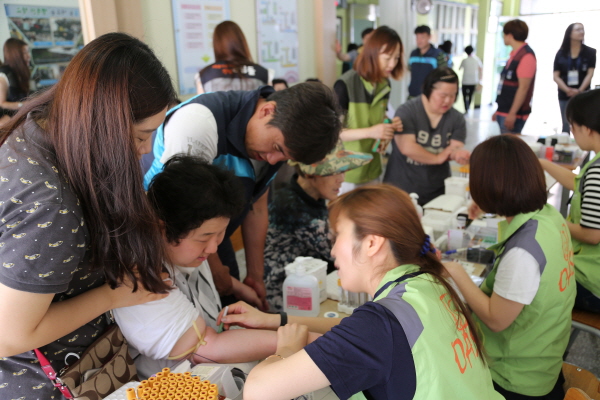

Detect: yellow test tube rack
[126, 368, 220, 400]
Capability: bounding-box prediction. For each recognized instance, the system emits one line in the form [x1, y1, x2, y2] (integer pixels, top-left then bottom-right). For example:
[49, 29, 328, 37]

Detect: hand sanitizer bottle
[283, 262, 320, 317]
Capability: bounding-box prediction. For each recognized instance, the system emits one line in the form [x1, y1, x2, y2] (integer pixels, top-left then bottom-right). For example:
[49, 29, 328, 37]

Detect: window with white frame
[431, 1, 478, 57]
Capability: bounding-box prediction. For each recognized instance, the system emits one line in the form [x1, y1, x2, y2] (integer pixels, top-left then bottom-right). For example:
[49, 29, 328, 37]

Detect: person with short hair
[263, 142, 372, 311]
[408, 25, 448, 98]
[384, 67, 470, 205]
[271, 78, 288, 91]
[446, 134, 576, 400]
[541, 89, 600, 314]
[195, 21, 269, 94]
[227, 185, 503, 400]
[459, 45, 483, 112]
[116, 155, 308, 378]
[334, 26, 404, 191]
[144, 82, 342, 310]
[553, 23, 596, 133]
[494, 19, 536, 134]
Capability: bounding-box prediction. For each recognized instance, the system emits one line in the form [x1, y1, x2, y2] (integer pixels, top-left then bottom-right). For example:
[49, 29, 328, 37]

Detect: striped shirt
[580, 165, 600, 230]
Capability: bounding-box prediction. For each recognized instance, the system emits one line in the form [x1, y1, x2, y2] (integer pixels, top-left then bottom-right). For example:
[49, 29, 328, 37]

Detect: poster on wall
[4, 4, 82, 91]
[256, 0, 299, 83]
[172, 0, 230, 95]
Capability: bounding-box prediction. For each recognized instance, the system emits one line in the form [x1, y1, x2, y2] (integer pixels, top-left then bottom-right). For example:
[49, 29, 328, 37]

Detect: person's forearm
[0, 285, 112, 357]
[399, 141, 450, 165]
[568, 221, 600, 245]
[539, 159, 575, 190]
[579, 68, 595, 91]
[193, 327, 278, 364]
[340, 127, 374, 142]
[446, 267, 497, 330]
[336, 52, 350, 62]
[0, 100, 21, 110]
[508, 84, 531, 116]
[242, 195, 268, 282]
[553, 75, 571, 93]
[208, 253, 234, 296]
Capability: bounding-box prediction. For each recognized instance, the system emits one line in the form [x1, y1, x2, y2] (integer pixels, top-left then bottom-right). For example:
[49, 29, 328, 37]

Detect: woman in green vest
[223, 185, 503, 400]
[334, 26, 404, 192]
[445, 134, 576, 400]
[541, 89, 600, 314]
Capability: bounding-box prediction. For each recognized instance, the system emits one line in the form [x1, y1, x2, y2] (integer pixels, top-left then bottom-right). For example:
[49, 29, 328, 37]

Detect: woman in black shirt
[553, 23, 596, 133]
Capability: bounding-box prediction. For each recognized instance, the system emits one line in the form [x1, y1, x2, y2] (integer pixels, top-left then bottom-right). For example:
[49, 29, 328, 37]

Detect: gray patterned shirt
[0, 115, 107, 399]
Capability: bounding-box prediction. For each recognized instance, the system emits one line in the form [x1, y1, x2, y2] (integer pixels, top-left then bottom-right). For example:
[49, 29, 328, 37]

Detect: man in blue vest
[408, 25, 448, 98]
[494, 19, 537, 134]
[144, 83, 341, 310]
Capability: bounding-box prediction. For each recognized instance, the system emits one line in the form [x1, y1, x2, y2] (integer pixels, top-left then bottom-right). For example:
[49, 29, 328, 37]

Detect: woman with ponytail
[222, 185, 502, 400]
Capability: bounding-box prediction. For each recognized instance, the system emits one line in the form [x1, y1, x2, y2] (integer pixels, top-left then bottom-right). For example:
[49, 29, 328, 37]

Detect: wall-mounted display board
[256, 0, 299, 83]
[4, 3, 82, 90]
[171, 0, 230, 95]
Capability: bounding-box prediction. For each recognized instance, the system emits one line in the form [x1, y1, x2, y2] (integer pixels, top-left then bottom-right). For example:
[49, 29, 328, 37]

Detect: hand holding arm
[244, 324, 330, 400]
[394, 134, 451, 165]
[219, 301, 341, 334]
[0, 276, 167, 357]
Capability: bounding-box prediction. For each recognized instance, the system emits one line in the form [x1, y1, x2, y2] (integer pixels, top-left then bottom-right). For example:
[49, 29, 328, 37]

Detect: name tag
[567, 70, 579, 86]
[497, 78, 504, 95]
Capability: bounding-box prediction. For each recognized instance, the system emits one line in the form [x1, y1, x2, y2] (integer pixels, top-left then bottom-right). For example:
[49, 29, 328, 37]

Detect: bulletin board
[256, 0, 299, 84]
[171, 0, 230, 95]
[4, 3, 82, 90]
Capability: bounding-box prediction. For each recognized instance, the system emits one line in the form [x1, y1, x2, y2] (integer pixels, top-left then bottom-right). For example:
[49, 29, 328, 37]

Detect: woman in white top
[459, 45, 482, 112]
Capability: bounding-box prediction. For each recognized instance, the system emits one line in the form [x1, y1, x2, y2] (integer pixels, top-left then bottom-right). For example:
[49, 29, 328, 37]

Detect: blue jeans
[575, 281, 600, 314]
[496, 114, 527, 134]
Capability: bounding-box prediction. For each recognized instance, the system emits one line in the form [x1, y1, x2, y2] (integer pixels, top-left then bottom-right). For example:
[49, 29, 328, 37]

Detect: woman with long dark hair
[222, 185, 502, 400]
[446, 135, 576, 400]
[195, 20, 269, 94]
[553, 23, 596, 133]
[0, 38, 31, 122]
[334, 26, 404, 192]
[0, 32, 177, 398]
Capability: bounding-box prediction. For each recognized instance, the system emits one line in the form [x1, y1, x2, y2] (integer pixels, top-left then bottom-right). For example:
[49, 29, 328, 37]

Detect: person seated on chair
[264, 141, 372, 311]
[445, 134, 576, 400]
[113, 155, 319, 379]
[540, 89, 600, 315]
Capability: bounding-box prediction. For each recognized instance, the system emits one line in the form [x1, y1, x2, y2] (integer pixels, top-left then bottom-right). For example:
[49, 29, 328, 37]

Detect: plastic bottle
[409, 193, 423, 219]
[283, 262, 320, 317]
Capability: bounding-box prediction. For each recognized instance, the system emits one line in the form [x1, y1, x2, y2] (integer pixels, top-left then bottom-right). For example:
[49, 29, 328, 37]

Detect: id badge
[567, 70, 578, 86]
[497, 79, 504, 95]
[506, 70, 513, 80]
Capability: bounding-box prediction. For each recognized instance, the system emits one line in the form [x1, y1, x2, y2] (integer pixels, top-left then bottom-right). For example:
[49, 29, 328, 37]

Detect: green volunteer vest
[338, 70, 390, 184]
[479, 205, 576, 396]
[568, 151, 600, 297]
[349, 265, 502, 400]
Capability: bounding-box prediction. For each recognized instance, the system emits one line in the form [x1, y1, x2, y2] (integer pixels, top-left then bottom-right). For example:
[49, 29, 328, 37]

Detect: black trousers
[492, 371, 565, 400]
[462, 85, 476, 111]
